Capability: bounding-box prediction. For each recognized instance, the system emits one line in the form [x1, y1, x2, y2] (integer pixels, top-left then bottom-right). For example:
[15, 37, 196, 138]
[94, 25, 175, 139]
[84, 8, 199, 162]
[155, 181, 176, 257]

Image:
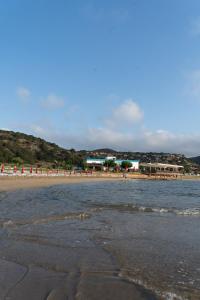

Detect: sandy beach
[0, 175, 125, 192]
[0, 173, 199, 192]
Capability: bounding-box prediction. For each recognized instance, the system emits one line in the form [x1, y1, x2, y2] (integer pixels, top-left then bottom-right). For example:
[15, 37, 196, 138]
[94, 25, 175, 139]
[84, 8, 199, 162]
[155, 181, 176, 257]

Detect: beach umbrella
[1, 164, 4, 173]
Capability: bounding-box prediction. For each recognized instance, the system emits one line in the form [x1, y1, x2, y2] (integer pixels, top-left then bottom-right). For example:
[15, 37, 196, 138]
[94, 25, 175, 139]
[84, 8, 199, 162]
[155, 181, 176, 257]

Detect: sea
[0, 179, 199, 300]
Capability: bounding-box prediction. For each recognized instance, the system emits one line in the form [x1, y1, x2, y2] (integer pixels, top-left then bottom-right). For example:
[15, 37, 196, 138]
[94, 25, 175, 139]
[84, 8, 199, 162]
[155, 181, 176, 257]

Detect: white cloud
[143, 129, 176, 147]
[41, 94, 65, 110]
[28, 120, 195, 155]
[87, 127, 133, 148]
[106, 99, 143, 128]
[81, 128, 200, 156]
[14, 96, 200, 156]
[0, 128, 10, 131]
[29, 124, 47, 136]
[17, 87, 31, 103]
[18, 121, 200, 156]
[141, 130, 200, 156]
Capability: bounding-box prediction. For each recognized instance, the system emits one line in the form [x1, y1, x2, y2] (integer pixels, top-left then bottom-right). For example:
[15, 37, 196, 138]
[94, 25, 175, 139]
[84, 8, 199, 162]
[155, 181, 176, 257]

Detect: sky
[1, 0, 200, 156]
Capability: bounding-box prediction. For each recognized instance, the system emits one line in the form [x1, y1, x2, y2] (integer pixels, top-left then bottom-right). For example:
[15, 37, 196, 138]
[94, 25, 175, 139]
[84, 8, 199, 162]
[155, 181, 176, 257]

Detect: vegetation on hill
[92, 148, 117, 154]
[0, 130, 83, 168]
[190, 156, 200, 165]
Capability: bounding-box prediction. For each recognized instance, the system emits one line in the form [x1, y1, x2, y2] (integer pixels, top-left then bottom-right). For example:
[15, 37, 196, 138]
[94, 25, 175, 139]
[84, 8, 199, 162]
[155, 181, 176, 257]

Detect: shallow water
[0, 180, 199, 299]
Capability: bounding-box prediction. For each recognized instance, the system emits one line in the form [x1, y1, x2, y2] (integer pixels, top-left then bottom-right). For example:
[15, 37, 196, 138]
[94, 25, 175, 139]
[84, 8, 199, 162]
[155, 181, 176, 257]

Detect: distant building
[86, 156, 139, 170]
[115, 159, 139, 170]
[140, 163, 184, 174]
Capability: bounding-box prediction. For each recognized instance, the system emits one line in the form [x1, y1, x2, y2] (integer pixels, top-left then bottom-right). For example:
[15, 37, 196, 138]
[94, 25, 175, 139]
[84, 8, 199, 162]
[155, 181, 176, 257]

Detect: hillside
[92, 148, 117, 154]
[190, 156, 200, 165]
[0, 130, 83, 167]
[0, 130, 199, 173]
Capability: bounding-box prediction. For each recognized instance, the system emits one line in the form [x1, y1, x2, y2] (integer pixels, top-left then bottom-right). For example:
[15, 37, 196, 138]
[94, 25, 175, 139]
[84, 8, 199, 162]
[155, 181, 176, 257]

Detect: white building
[86, 156, 139, 170]
[140, 162, 184, 174]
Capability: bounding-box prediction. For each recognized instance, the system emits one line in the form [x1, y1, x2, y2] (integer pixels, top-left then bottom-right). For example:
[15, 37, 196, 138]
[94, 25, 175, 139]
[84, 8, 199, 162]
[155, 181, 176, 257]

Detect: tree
[104, 160, 117, 168]
[12, 157, 24, 166]
[69, 148, 76, 153]
[121, 161, 132, 169]
[65, 159, 73, 170]
[183, 164, 191, 174]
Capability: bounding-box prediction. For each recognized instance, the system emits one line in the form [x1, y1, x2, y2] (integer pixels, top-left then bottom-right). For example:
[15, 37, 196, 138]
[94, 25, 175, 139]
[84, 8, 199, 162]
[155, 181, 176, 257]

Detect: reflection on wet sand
[0, 233, 157, 300]
[0, 212, 157, 299]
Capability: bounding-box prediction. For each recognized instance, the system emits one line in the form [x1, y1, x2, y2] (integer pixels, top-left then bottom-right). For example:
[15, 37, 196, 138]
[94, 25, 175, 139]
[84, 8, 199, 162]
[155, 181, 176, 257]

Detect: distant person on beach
[14, 165, 17, 174]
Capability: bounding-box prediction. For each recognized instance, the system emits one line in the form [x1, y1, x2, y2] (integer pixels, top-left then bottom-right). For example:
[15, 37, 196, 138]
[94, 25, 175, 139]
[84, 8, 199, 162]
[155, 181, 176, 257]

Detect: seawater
[0, 180, 199, 299]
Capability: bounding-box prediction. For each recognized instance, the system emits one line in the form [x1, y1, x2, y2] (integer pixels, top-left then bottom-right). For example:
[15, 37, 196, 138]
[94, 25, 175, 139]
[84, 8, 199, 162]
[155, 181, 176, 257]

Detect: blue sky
[1, 0, 200, 155]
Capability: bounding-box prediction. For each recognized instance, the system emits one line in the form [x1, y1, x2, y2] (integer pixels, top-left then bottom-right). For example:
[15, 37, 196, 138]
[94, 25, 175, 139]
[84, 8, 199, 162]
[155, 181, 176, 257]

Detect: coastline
[0, 173, 199, 192]
[0, 174, 125, 192]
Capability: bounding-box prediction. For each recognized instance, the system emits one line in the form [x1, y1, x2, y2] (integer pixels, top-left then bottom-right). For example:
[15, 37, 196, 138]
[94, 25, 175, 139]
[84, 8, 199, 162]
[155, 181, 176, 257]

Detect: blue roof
[86, 157, 140, 163]
[86, 157, 105, 162]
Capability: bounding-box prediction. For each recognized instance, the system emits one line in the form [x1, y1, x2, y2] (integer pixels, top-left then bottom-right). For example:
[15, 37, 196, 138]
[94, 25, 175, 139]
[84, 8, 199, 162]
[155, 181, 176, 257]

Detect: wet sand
[0, 258, 157, 300]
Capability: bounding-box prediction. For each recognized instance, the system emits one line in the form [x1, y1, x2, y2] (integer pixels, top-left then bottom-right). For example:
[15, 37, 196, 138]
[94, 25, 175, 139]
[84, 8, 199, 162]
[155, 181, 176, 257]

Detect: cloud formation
[81, 128, 200, 155]
[29, 124, 48, 136]
[41, 94, 65, 110]
[105, 99, 143, 128]
[28, 123, 200, 156]
[17, 87, 31, 102]
[17, 97, 200, 156]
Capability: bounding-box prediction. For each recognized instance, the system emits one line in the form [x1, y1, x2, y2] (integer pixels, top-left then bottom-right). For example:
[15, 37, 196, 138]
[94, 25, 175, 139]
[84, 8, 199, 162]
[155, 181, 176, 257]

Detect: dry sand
[0, 173, 197, 192]
[0, 175, 125, 192]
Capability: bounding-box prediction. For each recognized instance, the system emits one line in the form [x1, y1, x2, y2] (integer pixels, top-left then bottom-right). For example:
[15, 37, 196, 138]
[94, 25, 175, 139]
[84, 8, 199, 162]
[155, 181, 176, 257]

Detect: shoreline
[0, 175, 125, 192]
[0, 173, 199, 192]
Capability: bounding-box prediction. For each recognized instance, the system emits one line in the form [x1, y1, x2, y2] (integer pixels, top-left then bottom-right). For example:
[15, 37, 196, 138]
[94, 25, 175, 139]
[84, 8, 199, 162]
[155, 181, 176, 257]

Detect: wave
[1, 204, 199, 230]
[175, 208, 200, 216]
[90, 203, 200, 216]
[1, 211, 91, 228]
[118, 271, 189, 300]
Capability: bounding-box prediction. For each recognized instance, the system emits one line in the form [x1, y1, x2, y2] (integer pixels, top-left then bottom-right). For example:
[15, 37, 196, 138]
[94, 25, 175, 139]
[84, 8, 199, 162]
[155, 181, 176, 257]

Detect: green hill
[0, 130, 83, 168]
[190, 156, 200, 165]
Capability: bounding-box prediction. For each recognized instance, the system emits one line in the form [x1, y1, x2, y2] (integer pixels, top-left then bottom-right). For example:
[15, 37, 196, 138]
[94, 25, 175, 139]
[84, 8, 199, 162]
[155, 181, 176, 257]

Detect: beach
[0, 174, 125, 192]
[0, 172, 195, 192]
